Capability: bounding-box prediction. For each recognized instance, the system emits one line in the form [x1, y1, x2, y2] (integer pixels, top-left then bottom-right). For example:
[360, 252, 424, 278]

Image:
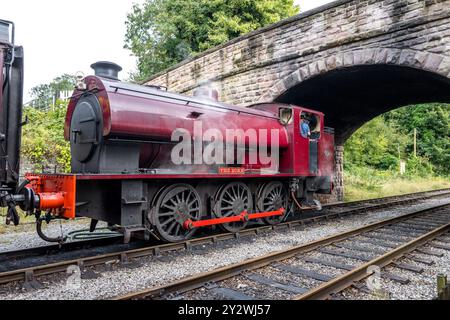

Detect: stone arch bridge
[145, 0, 450, 201]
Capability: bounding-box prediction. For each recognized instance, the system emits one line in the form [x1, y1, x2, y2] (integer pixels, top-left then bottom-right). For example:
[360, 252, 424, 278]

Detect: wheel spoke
[159, 212, 175, 217]
[222, 198, 234, 205]
[230, 188, 237, 201]
[232, 186, 238, 199]
[180, 191, 185, 203]
[224, 210, 234, 217]
[162, 203, 176, 211]
[160, 217, 175, 227]
[174, 224, 181, 236]
[166, 220, 178, 234]
[239, 186, 244, 198]
[189, 207, 199, 213]
[188, 198, 197, 207]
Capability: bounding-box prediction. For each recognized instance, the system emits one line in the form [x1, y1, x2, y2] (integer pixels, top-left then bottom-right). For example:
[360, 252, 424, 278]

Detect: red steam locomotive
[0, 20, 335, 243]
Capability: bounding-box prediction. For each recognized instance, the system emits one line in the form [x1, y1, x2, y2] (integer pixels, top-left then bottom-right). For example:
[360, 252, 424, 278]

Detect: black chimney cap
[90, 61, 122, 80]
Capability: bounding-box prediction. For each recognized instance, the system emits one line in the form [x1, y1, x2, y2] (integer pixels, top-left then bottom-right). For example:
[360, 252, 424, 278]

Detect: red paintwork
[25, 174, 77, 219]
[75, 173, 297, 180]
[183, 208, 285, 230]
[65, 77, 111, 138]
[246, 208, 285, 220]
[319, 131, 335, 176]
[65, 76, 289, 148]
[38, 192, 65, 209]
[64, 76, 335, 177]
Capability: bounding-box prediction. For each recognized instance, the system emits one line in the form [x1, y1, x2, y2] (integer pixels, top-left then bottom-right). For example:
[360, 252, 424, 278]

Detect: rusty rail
[114, 202, 450, 300]
[1, 190, 449, 287]
[295, 222, 450, 299]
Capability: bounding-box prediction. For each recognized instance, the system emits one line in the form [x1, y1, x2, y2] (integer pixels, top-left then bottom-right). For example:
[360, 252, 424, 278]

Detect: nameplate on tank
[218, 167, 245, 174]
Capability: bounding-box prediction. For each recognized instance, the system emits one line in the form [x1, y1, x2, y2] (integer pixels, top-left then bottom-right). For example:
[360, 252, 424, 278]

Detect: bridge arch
[258, 48, 450, 201]
[258, 48, 450, 144]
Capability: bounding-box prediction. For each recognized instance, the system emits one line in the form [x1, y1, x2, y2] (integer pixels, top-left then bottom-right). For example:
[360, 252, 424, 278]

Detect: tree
[29, 74, 75, 109]
[124, 0, 299, 81]
[23, 75, 74, 171]
[344, 117, 409, 170]
[345, 103, 449, 176]
[21, 100, 70, 173]
[383, 103, 450, 175]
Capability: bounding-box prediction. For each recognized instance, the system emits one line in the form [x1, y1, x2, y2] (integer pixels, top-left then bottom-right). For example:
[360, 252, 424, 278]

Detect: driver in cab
[300, 113, 311, 139]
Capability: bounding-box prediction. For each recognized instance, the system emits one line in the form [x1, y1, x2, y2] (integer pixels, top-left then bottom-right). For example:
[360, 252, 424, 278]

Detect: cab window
[300, 112, 321, 139]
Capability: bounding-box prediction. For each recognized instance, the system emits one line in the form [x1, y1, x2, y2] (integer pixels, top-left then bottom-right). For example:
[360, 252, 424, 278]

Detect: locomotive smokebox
[90, 61, 122, 80]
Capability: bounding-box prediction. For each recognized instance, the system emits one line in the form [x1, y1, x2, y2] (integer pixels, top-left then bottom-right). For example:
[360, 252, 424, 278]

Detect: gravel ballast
[0, 196, 449, 300]
[337, 239, 450, 300]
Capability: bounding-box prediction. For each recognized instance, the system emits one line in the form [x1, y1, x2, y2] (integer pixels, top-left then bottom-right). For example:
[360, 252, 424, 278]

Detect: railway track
[0, 188, 448, 225]
[116, 202, 450, 300]
[319, 188, 450, 211]
[0, 189, 449, 288]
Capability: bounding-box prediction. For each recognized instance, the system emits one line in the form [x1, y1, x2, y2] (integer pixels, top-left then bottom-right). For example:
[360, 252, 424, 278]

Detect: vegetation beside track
[344, 103, 449, 201]
[344, 169, 450, 202]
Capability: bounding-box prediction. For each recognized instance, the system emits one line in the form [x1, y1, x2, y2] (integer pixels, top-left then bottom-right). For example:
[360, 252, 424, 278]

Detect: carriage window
[300, 112, 321, 139]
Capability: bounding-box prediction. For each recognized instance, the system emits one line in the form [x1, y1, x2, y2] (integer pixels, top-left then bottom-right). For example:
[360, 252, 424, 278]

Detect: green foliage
[344, 166, 450, 202]
[124, 0, 299, 81]
[383, 103, 450, 175]
[21, 100, 70, 173]
[344, 117, 408, 170]
[29, 74, 75, 109]
[405, 156, 434, 177]
[345, 103, 449, 177]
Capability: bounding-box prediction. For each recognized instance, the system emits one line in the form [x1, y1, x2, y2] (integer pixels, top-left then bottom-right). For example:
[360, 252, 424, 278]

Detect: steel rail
[320, 188, 450, 210]
[294, 222, 450, 300]
[0, 234, 123, 262]
[0, 191, 449, 286]
[113, 202, 450, 300]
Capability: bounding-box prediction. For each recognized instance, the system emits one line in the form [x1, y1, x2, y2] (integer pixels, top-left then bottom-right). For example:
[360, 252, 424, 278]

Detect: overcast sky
[1, 0, 334, 101]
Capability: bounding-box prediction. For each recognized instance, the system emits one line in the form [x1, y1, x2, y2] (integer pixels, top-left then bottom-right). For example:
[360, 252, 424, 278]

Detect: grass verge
[344, 166, 450, 202]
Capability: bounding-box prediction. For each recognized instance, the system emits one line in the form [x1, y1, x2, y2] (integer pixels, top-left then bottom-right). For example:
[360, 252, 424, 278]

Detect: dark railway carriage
[0, 20, 335, 243]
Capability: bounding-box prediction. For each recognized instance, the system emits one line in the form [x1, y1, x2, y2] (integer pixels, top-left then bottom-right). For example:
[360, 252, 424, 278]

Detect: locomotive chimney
[90, 61, 122, 80]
